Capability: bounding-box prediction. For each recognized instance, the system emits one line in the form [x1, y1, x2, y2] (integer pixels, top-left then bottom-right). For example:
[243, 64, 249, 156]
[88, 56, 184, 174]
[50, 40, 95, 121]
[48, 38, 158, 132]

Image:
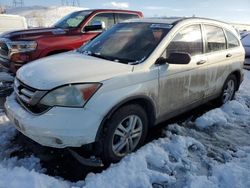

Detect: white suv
[5, 18, 245, 163]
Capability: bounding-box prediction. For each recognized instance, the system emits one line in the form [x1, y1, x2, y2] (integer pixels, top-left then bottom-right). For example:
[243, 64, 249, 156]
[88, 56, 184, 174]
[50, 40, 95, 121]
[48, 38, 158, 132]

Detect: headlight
[39, 83, 101, 107]
[7, 41, 37, 53]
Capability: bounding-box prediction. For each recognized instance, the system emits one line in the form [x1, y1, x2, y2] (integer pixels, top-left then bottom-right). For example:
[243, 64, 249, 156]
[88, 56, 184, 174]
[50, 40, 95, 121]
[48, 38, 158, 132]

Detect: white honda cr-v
[5, 18, 245, 164]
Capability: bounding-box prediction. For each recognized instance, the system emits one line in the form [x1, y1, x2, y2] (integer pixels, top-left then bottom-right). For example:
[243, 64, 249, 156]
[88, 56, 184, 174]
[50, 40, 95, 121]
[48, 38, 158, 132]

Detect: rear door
[202, 25, 241, 97]
[158, 24, 207, 117]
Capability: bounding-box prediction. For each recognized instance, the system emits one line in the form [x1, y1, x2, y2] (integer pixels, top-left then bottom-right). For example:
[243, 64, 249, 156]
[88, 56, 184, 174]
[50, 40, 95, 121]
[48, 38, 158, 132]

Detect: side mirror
[84, 21, 106, 32]
[167, 52, 191, 65]
[155, 57, 168, 65]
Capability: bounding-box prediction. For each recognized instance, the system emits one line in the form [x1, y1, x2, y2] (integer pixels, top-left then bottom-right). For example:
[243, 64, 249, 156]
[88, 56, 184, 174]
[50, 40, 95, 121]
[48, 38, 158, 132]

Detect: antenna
[61, 0, 80, 6]
[13, 0, 24, 7]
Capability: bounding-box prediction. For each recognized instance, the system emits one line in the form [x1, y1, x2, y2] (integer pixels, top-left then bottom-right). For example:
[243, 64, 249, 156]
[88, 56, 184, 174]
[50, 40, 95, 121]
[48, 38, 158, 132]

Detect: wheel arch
[95, 95, 157, 142]
[230, 70, 242, 91]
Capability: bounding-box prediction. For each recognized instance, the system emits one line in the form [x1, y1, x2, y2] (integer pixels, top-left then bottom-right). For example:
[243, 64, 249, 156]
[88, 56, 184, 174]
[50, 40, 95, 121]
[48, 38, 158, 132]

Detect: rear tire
[101, 104, 148, 163]
[216, 74, 237, 105]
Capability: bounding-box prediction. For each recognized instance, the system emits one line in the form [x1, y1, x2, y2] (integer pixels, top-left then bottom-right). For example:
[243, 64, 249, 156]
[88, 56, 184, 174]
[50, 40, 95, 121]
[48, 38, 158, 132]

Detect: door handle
[226, 54, 232, 58]
[196, 60, 206, 65]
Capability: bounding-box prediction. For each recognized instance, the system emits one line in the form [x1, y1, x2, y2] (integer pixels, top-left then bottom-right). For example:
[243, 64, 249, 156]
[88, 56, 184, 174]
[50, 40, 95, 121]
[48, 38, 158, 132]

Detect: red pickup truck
[0, 9, 143, 73]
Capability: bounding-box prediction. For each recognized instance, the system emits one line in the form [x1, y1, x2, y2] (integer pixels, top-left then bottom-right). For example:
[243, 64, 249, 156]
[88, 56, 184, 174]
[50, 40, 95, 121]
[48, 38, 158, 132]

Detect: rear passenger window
[225, 30, 240, 48]
[166, 25, 203, 56]
[116, 13, 139, 22]
[204, 25, 226, 52]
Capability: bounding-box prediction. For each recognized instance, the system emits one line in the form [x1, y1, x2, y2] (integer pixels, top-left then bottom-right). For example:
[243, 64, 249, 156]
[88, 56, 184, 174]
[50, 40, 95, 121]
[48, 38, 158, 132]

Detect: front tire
[101, 104, 148, 163]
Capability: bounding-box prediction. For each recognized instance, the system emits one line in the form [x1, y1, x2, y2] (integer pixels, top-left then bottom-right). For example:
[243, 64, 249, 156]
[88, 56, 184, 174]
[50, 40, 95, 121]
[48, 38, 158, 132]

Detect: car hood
[0, 27, 67, 41]
[17, 52, 133, 90]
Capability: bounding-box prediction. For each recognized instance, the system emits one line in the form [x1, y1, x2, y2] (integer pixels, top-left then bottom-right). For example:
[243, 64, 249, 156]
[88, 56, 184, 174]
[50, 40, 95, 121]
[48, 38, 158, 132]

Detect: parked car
[0, 9, 143, 73]
[241, 31, 250, 57]
[0, 14, 27, 34]
[240, 31, 250, 69]
[5, 18, 245, 165]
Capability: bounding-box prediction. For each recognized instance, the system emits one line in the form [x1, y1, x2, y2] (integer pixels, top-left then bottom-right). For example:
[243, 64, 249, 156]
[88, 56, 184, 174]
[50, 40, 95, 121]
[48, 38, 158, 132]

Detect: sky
[0, 0, 250, 23]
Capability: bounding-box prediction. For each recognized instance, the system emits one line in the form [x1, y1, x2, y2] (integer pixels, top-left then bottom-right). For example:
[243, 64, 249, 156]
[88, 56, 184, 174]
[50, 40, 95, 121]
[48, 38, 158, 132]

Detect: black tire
[101, 104, 148, 163]
[216, 74, 237, 105]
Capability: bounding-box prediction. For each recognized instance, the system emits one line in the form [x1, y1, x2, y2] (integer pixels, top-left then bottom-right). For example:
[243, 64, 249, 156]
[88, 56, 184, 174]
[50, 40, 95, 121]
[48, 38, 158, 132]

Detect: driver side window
[87, 13, 115, 29]
[166, 25, 203, 57]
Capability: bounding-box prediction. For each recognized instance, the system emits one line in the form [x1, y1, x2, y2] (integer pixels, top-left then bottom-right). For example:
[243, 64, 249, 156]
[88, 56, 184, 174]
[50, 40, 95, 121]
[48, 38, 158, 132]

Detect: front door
[158, 24, 207, 117]
[80, 13, 116, 45]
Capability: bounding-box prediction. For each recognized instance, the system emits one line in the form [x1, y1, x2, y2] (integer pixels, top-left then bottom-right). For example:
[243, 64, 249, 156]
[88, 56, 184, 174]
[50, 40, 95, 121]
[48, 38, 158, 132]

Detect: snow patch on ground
[195, 71, 250, 129]
[195, 100, 250, 129]
[0, 113, 69, 188]
[0, 166, 69, 188]
[0, 72, 14, 82]
[7, 6, 87, 27]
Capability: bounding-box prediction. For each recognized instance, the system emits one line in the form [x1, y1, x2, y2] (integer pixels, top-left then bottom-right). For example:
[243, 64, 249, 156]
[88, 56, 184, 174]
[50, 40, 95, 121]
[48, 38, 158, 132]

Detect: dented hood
[17, 52, 133, 90]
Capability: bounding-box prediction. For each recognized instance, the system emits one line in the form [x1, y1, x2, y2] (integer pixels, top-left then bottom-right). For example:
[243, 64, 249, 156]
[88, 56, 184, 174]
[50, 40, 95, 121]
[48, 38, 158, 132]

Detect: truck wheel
[101, 104, 148, 163]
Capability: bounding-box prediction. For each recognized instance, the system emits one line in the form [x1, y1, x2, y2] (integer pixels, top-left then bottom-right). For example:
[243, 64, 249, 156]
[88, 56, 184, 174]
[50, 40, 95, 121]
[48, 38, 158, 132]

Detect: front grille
[16, 98, 50, 114]
[0, 41, 9, 58]
[14, 78, 49, 114]
[14, 78, 36, 104]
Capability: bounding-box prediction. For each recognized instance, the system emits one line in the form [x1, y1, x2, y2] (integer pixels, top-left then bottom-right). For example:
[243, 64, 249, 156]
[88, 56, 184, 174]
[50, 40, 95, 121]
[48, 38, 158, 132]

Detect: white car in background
[5, 18, 245, 165]
[0, 14, 27, 34]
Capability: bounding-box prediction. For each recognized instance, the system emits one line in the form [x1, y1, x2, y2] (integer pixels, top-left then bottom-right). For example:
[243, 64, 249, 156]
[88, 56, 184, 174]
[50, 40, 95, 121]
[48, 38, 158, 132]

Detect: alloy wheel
[222, 79, 235, 103]
[111, 115, 143, 157]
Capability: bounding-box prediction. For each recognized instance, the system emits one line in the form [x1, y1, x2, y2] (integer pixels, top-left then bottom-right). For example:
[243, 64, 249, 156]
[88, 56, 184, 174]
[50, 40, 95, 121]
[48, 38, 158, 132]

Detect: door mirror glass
[84, 21, 106, 32]
[167, 52, 191, 64]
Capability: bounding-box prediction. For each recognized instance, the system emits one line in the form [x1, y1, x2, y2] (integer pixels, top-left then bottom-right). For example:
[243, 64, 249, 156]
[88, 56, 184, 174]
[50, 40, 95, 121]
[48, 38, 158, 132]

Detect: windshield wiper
[78, 51, 141, 65]
[113, 57, 144, 65]
[90, 53, 115, 61]
[79, 51, 114, 61]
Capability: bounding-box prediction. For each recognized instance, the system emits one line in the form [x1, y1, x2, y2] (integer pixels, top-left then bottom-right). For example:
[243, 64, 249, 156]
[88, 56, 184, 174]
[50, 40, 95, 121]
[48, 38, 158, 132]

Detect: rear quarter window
[225, 30, 240, 48]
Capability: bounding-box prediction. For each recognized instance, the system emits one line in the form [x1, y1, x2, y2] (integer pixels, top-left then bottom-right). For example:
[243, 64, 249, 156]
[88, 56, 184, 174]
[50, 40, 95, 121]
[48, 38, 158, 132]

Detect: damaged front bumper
[4, 94, 103, 149]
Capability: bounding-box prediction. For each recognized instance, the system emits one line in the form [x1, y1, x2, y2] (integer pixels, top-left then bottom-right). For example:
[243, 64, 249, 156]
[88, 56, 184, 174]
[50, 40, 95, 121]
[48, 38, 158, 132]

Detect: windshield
[78, 22, 171, 64]
[54, 10, 92, 29]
